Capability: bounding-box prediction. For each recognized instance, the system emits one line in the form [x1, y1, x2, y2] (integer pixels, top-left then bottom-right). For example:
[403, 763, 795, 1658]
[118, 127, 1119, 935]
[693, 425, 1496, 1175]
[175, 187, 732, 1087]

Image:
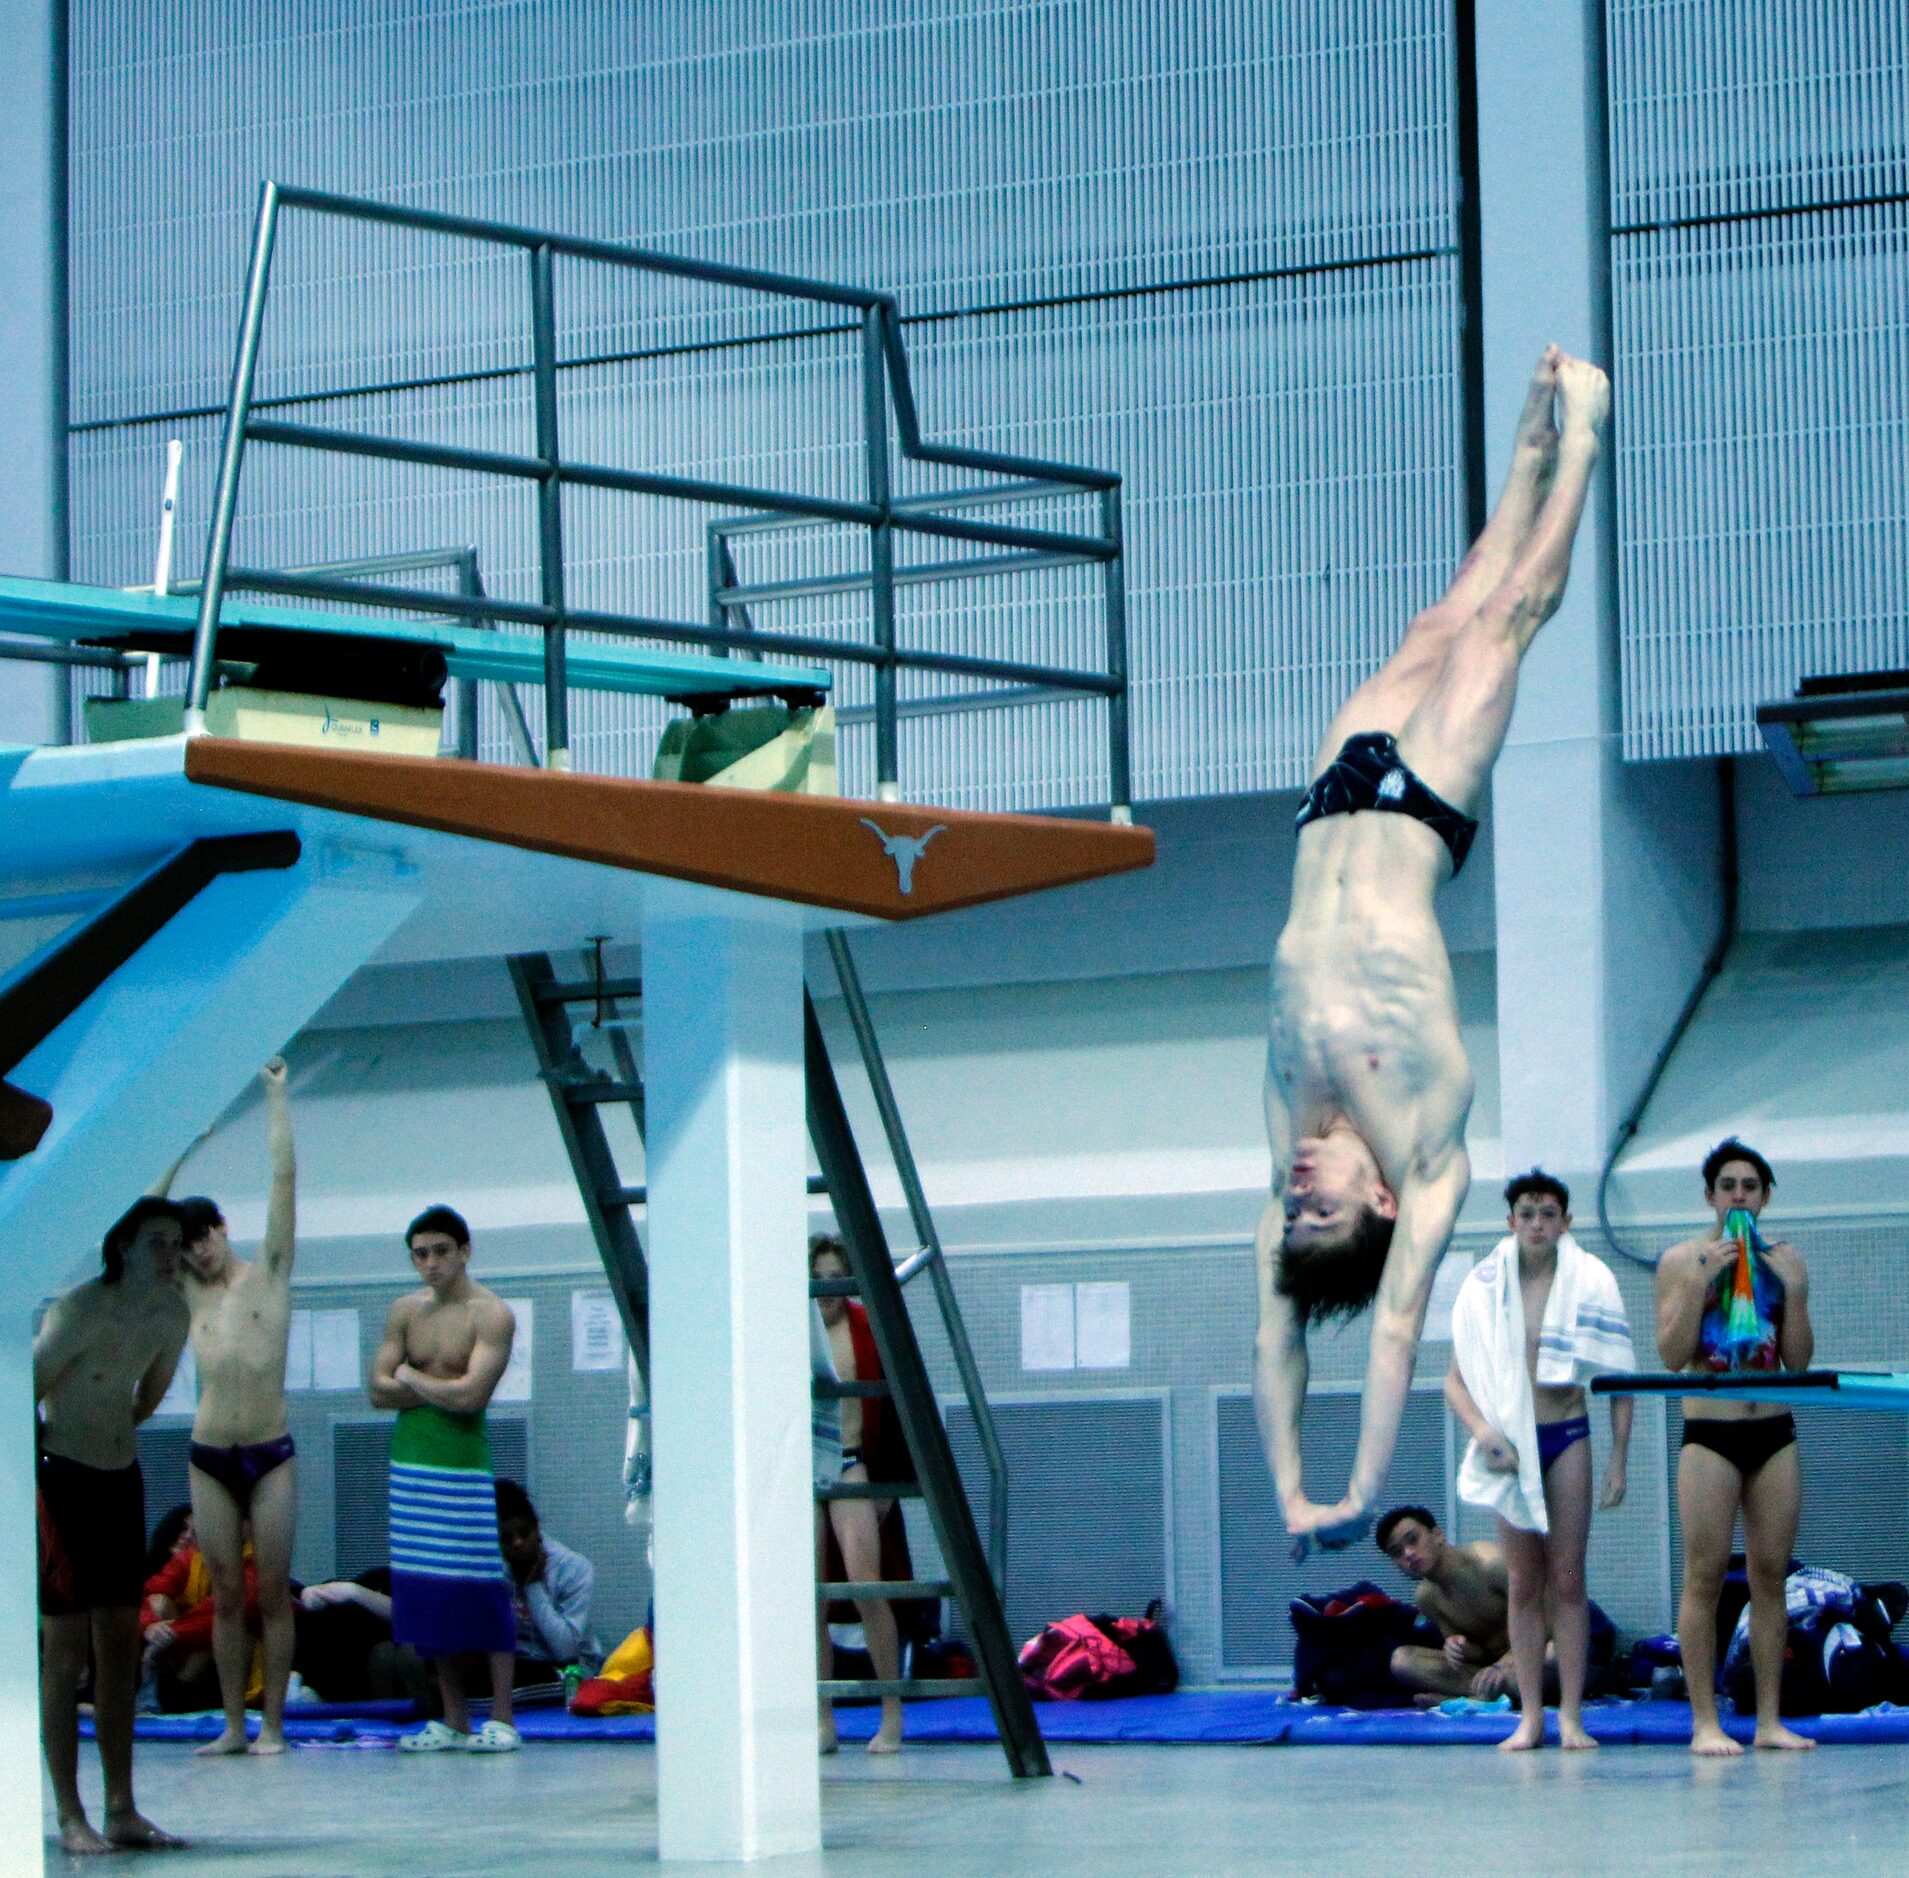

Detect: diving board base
[1591, 1371, 1909, 1411]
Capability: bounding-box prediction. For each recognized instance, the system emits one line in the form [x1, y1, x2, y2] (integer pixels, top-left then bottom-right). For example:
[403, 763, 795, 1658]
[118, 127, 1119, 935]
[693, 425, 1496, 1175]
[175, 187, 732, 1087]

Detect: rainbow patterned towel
[1702, 1206, 1782, 1373]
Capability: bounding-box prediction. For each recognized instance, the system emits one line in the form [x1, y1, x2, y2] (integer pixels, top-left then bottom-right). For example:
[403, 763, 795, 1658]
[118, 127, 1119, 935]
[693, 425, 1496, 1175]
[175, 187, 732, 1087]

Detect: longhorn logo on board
[859, 819, 947, 895]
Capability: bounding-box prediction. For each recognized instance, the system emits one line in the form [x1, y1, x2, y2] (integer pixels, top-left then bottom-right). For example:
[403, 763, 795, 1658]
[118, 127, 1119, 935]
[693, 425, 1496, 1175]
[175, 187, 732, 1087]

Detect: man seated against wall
[496, 1479, 603, 1686]
[1376, 1505, 1523, 1702]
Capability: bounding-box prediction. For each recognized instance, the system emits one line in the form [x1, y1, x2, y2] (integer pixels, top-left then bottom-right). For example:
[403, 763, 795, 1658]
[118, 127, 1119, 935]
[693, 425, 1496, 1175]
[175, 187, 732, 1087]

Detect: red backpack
[1018, 1601, 1179, 1701]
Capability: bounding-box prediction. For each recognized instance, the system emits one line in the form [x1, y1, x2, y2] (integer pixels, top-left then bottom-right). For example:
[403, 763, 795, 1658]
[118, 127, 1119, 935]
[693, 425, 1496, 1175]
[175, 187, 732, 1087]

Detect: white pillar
[643, 881, 819, 1863]
[1478, 0, 1721, 1183]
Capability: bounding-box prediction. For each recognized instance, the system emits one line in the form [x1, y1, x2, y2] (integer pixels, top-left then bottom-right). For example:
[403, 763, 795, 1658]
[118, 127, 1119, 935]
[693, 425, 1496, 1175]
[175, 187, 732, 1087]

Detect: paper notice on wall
[310, 1309, 362, 1391]
[1423, 1253, 1475, 1342]
[1020, 1283, 1075, 1371]
[571, 1289, 626, 1372]
[285, 1311, 314, 1391]
[495, 1298, 535, 1402]
[157, 1345, 197, 1417]
[1074, 1281, 1132, 1369]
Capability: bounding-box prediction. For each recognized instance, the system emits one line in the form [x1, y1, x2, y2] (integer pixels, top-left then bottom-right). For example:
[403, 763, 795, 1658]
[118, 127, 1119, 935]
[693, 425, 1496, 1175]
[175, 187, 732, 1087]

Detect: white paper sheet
[571, 1289, 625, 1372]
[495, 1298, 535, 1402]
[1423, 1252, 1476, 1342]
[1019, 1283, 1075, 1371]
[1073, 1280, 1132, 1369]
[284, 1311, 314, 1392]
[310, 1309, 361, 1391]
[157, 1345, 197, 1417]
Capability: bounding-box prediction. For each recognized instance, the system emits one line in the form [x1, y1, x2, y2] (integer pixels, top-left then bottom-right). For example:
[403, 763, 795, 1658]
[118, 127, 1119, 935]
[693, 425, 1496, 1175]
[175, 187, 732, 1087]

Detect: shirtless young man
[1657, 1138, 1814, 1756]
[810, 1234, 903, 1755]
[1445, 1172, 1632, 1750]
[1254, 347, 1610, 1551]
[154, 1058, 300, 1755]
[370, 1205, 521, 1753]
[34, 1198, 190, 1854]
[1376, 1506, 1517, 1702]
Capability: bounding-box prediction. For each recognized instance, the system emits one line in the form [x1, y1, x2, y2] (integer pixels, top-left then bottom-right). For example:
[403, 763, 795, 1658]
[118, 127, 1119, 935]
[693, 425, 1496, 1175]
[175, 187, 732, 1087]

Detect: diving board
[0, 573, 832, 702]
[1592, 1370, 1909, 1411]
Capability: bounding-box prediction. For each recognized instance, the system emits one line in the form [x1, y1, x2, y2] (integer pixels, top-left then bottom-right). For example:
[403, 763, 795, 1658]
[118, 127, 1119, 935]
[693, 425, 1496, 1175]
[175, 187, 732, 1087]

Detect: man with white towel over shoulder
[1446, 1170, 1633, 1751]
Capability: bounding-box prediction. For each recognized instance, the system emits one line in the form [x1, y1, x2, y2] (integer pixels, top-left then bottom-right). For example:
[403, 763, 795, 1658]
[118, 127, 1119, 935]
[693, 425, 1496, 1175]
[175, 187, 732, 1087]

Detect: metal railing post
[861, 305, 899, 800]
[186, 180, 282, 728]
[529, 241, 570, 769]
[824, 930, 1009, 1592]
[1100, 483, 1133, 823]
[452, 547, 481, 759]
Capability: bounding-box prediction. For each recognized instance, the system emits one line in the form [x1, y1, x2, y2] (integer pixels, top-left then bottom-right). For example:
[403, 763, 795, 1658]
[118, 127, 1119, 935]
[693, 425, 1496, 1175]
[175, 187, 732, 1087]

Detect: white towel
[1451, 1233, 1635, 1533]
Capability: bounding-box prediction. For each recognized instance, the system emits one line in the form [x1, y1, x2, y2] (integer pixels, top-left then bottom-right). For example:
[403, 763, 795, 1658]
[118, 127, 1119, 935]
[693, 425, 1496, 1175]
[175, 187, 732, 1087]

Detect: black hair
[1504, 1168, 1570, 1212]
[1276, 1207, 1396, 1327]
[406, 1204, 471, 1249]
[494, 1478, 537, 1526]
[1375, 1505, 1439, 1553]
[145, 1502, 194, 1579]
[101, 1197, 185, 1285]
[808, 1231, 848, 1267]
[175, 1195, 225, 1248]
[1702, 1137, 1774, 1194]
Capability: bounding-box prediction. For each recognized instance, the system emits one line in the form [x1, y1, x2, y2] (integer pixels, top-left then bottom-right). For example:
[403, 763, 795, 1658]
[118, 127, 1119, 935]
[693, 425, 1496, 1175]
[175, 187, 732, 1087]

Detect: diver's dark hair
[101, 1197, 185, 1285]
[1503, 1168, 1570, 1212]
[175, 1195, 225, 1248]
[406, 1204, 471, 1249]
[1702, 1137, 1774, 1193]
[1275, 1206, 1395, 1328]
[494, 1478, 536, 1525]
[1375, 1505, 1439, 1553]
[145, 1502, 194, 1579]
[808, 1232, 848, 1266]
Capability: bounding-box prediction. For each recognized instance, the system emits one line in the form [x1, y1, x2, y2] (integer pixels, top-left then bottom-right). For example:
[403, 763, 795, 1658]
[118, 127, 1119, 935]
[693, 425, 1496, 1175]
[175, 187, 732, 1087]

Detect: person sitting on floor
[496, 1479, 602, 1682]
[295, 1566, 434, 1709]
[1375, 1505, 1521, 1702]
[140, 1503, 262, 1716]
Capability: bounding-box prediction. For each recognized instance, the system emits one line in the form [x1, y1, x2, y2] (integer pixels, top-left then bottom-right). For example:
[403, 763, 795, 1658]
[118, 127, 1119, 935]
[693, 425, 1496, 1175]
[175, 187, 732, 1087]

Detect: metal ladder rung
[560, 1080, 644, 1105]
[604, 1173, 830, 1207]
[814, 1378, 889, 1399]
[818, 1678, 979, 1700]
[819, 1579, 950, 1599]
[533, 975, 644, 1006]
[816, 1479, 922, 1501]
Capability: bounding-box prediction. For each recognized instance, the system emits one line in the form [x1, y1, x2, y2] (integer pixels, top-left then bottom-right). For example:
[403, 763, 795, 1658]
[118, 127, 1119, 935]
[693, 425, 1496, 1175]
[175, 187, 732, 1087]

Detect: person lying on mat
[371, 1205, 522, 1754]
[1254, 349, 1610, 1552]
[1657, 1138, 1814, 1756]
[1376, 1505, 1522, 1703]
[149, 1056, 301, 1756]
[1446, 1170, 1633, 1750]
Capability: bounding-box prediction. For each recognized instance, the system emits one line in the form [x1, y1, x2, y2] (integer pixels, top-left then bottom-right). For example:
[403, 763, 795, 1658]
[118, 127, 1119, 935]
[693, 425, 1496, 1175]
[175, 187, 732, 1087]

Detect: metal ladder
[508, 941, 1049, 1779]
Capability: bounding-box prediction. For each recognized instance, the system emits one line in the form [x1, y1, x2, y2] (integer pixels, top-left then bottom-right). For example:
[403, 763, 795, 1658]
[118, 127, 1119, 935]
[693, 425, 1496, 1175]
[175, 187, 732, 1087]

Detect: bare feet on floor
[818, 1710, 839, 1755]
[249, 1726, 288, 1757]
[1558, 1716, 1599, 1751]
[195, 1728, 249, 1756]
[868, 1701, 904, 1756]
[1499, 1715, 1545, 1753]
[1690, 1720, 1745, 1757]
[1755, 1722, 1816, 1752]
[105, 1808, 186, 1849]
[58, 1813, 114, 1856]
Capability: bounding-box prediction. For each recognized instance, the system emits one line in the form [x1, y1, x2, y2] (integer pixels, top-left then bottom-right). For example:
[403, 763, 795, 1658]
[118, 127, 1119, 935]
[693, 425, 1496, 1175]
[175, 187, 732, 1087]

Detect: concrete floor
[48, 1739, 1909, 1876]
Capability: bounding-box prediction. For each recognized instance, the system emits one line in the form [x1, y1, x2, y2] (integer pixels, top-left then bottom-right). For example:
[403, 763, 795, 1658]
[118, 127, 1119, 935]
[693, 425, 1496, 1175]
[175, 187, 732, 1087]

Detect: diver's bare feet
[1558, 1716, 1599, 1750]
[1499, 1715, 1545, 1753]
[105, 1808, 186, 1849]
[818, 1710, 838, 1755]
[1755, 1722, 1816, 1752]
[868, 1700, 904, 1756]
[1690, 1720, 1744, 1757]
[249, 1726, 288, 1757]
[1553, 352, 1610, 443]
[194, 1727, 249, 1756]
[58, 1813, 113, 1856]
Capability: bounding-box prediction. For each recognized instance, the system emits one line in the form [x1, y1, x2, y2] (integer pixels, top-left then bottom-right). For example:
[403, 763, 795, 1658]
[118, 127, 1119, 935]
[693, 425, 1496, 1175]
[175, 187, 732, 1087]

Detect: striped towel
[388, 1405, 515, 1657]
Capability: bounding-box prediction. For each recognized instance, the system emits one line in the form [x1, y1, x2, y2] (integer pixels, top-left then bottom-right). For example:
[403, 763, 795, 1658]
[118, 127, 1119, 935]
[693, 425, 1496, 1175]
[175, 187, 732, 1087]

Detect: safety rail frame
[185, 182, 1132, 810]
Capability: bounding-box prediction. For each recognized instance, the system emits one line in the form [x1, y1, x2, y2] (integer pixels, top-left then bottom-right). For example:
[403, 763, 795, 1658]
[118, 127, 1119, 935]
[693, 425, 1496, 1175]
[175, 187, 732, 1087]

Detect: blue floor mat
[97, 1692, 1909, 1749]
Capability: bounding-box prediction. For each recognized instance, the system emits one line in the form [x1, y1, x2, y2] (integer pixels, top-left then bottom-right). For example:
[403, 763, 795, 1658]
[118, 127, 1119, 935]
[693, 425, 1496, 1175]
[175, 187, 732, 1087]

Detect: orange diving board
[184, 738, 1154, 922]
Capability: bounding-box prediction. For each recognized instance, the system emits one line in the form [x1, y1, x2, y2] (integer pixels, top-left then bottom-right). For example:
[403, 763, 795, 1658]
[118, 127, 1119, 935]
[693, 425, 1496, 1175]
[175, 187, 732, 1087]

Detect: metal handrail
[181, 180, 1131, 808]
[822, 929, 1009, 1594]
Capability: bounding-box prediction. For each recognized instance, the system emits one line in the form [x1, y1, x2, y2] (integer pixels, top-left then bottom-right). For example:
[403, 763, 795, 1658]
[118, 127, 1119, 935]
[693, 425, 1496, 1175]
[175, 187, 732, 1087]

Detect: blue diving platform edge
[0, 574, 832, 702]
[1592, 1370, 1909, 1411]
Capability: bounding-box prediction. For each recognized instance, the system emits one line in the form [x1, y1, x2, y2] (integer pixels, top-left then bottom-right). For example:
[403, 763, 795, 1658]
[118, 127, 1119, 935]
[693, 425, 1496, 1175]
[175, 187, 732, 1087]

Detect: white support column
[1478, 0, 1720, 1185]
[643, 881, 819, 1863]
